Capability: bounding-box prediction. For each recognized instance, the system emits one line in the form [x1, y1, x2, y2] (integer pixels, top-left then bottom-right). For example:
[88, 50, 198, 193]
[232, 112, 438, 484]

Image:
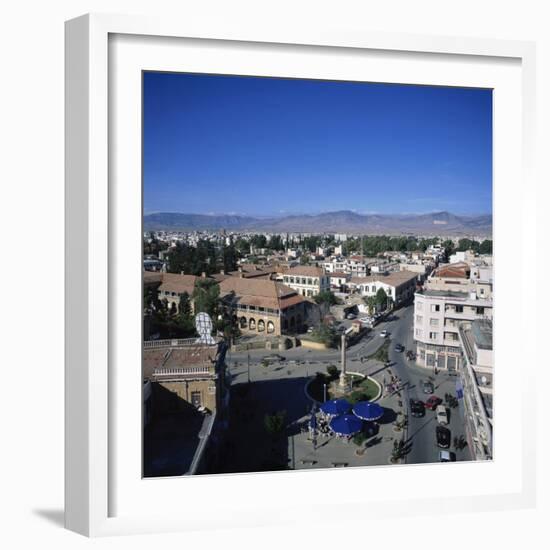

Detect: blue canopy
[319, 398, 351, 416]
[330, 414, 363, 436]
[352, 401, 384, 421]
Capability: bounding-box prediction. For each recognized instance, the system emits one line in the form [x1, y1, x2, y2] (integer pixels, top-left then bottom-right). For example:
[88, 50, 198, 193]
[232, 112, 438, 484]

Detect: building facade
[414, 289, 493, 372]
[219, 277, 308, 336]
[350, 270, 418, 306]
[458, 319, 493, 460]
[279, 265, 330, 297]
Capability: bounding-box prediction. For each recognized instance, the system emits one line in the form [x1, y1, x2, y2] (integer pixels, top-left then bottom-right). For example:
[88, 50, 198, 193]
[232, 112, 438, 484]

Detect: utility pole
[247, 353, 250, 384]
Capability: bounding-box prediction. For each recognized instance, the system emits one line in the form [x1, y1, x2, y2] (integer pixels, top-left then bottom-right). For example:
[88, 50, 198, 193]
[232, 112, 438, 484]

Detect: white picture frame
[65, 13, 537, 537]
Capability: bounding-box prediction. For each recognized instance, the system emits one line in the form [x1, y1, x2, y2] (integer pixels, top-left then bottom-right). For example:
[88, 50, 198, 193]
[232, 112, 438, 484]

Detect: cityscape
[142, 72, 493, 477]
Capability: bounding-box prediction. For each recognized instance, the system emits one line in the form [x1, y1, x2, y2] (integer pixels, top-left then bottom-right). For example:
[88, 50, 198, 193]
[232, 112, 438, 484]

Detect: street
[224, 303, 472, 468]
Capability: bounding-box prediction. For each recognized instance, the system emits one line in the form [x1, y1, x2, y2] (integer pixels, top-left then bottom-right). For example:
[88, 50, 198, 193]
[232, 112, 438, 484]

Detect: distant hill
[143, 210, 492, 236]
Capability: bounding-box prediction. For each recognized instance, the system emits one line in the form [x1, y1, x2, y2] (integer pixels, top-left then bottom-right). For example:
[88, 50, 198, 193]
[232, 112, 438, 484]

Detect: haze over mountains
[144, 210, 492, 236]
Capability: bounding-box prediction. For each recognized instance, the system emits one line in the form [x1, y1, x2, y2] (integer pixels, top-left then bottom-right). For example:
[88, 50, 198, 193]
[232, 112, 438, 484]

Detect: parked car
[394, 344, 405, 352]
[405, 350, 415, 360]
[436, 425, 451, 448]
[346, 313, 356, 320]
[425, 395, 443, 410]
[380, 330, 388, 338]
[436, 405, 449, 425]
[422, 380, 435, 394]
[438, 450, 456, 462]
[409, 399, 425, 418]
[307, 327, 314, 333]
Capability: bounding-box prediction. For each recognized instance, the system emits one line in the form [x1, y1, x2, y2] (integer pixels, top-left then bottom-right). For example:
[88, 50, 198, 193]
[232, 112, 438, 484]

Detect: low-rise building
[457, 319, 493, 460]
[219, 277, 308, 335]
[350, 270, 418, 306]
[143, 338, 229, 476]
[278, 265, 330, 297]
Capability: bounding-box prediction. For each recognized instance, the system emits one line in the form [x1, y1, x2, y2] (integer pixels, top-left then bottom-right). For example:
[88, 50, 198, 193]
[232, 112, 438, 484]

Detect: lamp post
[323, 383, 327, 402]
[247, 353, 250, 384]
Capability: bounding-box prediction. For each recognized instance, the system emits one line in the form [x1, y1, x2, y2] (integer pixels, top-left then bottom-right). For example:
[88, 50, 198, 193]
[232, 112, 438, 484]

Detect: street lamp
[323, 383, 327, 402]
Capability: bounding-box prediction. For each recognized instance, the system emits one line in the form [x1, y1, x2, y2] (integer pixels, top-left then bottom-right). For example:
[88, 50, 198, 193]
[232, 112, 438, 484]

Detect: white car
[439, 450, 455, 462]
[436, 405, 449, 425]
[380, 329, 388, 338]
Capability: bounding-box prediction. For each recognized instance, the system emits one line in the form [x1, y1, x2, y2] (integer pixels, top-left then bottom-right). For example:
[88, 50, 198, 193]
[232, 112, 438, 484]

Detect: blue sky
[143, 72, 492, 216]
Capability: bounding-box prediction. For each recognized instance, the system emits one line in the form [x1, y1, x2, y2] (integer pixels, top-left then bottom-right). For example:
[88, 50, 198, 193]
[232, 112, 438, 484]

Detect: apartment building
[414, 289, 493, 372]
[457, 319, 493, 460]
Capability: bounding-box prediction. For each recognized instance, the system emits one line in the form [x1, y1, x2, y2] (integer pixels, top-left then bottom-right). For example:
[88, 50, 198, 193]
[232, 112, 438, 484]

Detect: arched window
[240, 317, 247, 328]
[249, 318, 256, 330]
[258, 320, 265, 332]
[267, 321, 275, 333]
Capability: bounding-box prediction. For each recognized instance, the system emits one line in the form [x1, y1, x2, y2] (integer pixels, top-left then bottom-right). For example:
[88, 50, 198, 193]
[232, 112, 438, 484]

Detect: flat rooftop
[472, 319, 493, 350]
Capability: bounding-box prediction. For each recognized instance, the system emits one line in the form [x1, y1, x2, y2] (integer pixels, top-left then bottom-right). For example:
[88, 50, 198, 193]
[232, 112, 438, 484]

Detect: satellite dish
[195, 312, 217, 345]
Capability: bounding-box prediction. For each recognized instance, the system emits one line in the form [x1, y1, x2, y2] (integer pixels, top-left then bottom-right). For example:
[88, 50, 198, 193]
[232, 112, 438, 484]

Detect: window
[480, 288, 485, 295]
[284, 277, 288, 283]
[290, 277, 295, 284]
[476, 307, 485, 315]
[307, 278, 313, 285]
[415, 315, 423, 324]
[429, 332, 438, 340]
[191, 391, 201, 408]
[430, 318, 439, 326]
[415, 329, 423, 338]
[455, 305, 463, 313]
[431, 304, 440, 312]
[416, 302, 423, 311]
[267, 321, 275, 333]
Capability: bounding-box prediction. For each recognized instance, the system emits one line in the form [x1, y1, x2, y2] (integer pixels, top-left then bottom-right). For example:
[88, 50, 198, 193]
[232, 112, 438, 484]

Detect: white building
[458, 319, 493, 460]
[350, 270, 418, 306]
[414, 289, 492, 372]
[279, 265, 330, 297]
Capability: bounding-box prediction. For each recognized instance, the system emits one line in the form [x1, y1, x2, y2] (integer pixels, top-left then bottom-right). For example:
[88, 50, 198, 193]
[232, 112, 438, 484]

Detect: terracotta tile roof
[219, 277, 305, 310]
[280, 265, 325, 277]
[433, 262, 470, 279]
[143, 271, 163, 286]
[158, 273, 198, 295]
[350, 270, 418, 287]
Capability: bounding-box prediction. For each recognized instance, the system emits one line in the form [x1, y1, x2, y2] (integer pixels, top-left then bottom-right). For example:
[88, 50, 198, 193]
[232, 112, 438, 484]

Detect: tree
[192, 278, 220, 318]
[264, 411, 287, 435]
[375, 288, 389, 310]
[479, 239, 493, 254]
[176, 292, 195, 336]
[314, 290, 337, 306]
[364, 295, 377, 315]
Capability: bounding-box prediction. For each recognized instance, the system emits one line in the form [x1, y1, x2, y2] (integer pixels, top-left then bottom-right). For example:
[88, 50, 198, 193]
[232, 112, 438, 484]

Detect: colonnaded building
[218, 276, 308, 336]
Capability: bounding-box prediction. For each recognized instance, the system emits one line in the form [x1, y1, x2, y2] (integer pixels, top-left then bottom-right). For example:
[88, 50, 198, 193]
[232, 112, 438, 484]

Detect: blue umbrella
[319, 398, 351, 416]
[330, 414, 363, 436]
[353, 401, 384, 421]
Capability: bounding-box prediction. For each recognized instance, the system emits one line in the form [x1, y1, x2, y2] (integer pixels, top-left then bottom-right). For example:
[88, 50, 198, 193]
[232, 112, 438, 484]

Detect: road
[384, 304, 471, 464]
[226, 303, 472, 465]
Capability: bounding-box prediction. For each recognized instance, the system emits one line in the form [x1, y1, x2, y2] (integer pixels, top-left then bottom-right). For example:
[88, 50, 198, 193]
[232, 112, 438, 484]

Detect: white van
[436, 405, 448, 425]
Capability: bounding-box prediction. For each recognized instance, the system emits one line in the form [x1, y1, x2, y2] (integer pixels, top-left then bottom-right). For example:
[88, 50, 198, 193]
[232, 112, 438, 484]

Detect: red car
[425, 395, 443, 410]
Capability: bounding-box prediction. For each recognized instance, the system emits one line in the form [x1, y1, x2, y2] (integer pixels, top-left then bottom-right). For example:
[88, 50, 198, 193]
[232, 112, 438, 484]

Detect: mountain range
[143, 210, 492, 236]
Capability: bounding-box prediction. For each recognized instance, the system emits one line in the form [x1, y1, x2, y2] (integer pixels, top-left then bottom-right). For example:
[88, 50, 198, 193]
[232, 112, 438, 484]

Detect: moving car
[436, 405, 449, 425]
[438, 450, 456, 462]
[436, 425, 451, 448]
[409, 399, 425, 417]
[425, 395, 443, 410]
[422, 380, 435, 394]
[394, 343, 405, 352]
[380, 329, 388, 338]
